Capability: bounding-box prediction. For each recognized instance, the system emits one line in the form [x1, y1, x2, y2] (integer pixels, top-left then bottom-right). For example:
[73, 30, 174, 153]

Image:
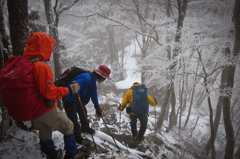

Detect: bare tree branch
[66, 12, 163, 46]
[54, 0, 79, 15]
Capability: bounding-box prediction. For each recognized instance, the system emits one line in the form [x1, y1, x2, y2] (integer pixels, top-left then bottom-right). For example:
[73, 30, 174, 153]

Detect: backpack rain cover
[131, 84, 149, 115]
[0, 56, 46, 121]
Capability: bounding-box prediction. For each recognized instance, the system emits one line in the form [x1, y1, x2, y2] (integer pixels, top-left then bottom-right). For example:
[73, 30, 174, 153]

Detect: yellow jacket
[120, 83, 157, 115]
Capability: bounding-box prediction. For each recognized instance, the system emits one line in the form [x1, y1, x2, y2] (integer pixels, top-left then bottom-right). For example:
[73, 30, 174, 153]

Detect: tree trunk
[165, 0, 173, 18]
[7, 0, 28, 56]
[173, 0, 188, 56]
[164, 101, 170, 121]
[204, 89, 223, 157]
[196, 89, 207, 108]
[167, 86, 176, 132]
[222, 0, 240, 158]
[44, 0, 54, 36]
[234, 145, 240, 159]
[165, 1, 175, 129]
[0, 33, 4, 134]
[0, 33, 3, 68]
[106, 25, 118, 66]
[190, 116, 199, 137]
[120, 33, 125, 78]
[6, 0, 29, 131]
[231, 93, 240, 120]
[0, 0, 11, 61]
[171, 87, 177, 125]
[184, 64, 198, 127]
[206, 86, 216, 159]
[178, 72, 185, 131]
[198, 50, 216, 159]
[156, 83, 174, 132]
[141, 38, 148, 84]
[222, 66, 235, 159]
[203, 45, 232, 157]
[44, 0, 60, 80]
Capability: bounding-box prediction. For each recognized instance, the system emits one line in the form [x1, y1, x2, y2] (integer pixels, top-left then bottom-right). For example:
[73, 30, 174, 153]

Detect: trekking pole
[119, 103, 121, 136]
[155, 105, 157, 128]
[154, 98, 157, 132]
[101, 115, 120, 150]
[77, 93, 98, 151]
[120, 111, 122, 136]
[119, 111, 121, 139]
[154, 98, 157, 129]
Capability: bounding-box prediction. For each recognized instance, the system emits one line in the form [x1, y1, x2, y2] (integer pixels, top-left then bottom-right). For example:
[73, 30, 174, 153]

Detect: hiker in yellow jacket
[119, 82, 157, 141]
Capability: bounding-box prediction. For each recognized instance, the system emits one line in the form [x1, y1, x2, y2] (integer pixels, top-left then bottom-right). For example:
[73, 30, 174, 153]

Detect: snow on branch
[66, 12, 163, 46]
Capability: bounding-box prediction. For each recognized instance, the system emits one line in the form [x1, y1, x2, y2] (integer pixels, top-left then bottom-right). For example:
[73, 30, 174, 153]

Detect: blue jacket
[64, 73, 99, 106]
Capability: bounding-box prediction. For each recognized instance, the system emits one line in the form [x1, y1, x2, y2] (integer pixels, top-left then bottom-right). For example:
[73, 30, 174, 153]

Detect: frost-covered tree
[67, 1, 165, 82]
[154, 0, 189, 133]
[44, 0, 79, 80]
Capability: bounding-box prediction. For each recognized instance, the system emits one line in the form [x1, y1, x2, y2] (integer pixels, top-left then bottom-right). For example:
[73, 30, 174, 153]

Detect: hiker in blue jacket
[62, 65, 111, 144]
[119, 82, 157, 141]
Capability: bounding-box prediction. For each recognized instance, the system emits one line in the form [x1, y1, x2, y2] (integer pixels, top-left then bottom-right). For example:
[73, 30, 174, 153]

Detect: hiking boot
[81, 128, 95, 134]
[57, 149, 63, 159]
[64, 152, 83, 159]
[75, 138, 84, 145]
[47, 149, 62, 159]
[74, 152, 84, 159]
[138, 136, 144, 141]
[75, 138, 91, 146]
[81, 139, 92, 147]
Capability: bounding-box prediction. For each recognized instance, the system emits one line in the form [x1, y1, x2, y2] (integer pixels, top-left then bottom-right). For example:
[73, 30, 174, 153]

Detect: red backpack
[0, 56, 46, 121]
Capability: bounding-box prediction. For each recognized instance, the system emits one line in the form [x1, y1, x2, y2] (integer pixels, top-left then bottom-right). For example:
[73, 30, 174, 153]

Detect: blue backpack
[131, 84, 149, 115]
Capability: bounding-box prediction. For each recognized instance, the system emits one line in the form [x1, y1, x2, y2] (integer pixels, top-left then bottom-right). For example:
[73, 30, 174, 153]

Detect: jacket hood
[23, 32, 55, 61]
[130, 83, 141, 89]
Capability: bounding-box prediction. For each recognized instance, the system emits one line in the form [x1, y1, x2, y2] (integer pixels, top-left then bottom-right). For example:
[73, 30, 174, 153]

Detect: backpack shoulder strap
[29, 57, 47, 64]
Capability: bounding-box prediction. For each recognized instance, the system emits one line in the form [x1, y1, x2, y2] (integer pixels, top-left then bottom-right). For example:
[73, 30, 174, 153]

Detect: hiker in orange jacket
[119, 82, 157, 141]
[23, 32, 82, 159]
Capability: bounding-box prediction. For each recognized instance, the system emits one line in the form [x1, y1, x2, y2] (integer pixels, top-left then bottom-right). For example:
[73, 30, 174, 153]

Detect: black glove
[126, 106, 131, 114]
[96, 108, 102, 116]
[95, 105, 102, 116]
[154, 98, 157, 105]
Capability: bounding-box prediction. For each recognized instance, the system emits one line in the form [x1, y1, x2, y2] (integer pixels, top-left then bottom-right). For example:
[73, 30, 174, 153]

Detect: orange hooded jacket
[23, 32, 68, 112]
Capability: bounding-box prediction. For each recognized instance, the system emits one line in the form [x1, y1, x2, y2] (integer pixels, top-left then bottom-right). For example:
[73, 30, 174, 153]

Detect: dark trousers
[63, 98, 89, 141]
[130, 114, 148, 138]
